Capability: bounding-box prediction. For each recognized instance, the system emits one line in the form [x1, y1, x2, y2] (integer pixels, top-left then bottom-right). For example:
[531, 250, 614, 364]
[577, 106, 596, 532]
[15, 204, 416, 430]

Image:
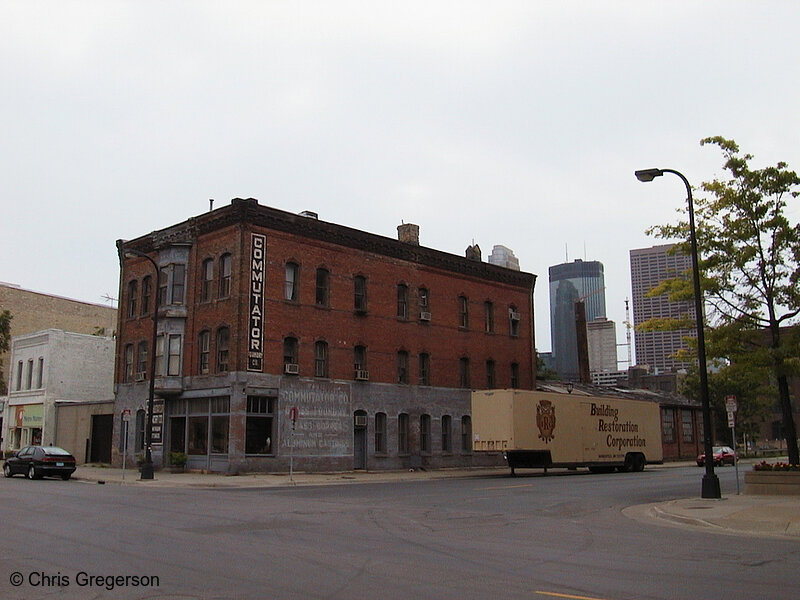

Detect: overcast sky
[2, 1, 798, 364]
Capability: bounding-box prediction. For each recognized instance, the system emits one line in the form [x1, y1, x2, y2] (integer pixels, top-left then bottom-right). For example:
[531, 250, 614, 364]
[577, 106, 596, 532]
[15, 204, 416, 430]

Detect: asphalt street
[1, 465, 798, 600]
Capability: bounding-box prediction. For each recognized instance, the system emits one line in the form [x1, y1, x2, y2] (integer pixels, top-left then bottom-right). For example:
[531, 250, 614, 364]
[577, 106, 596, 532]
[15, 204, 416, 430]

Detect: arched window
[418, 352, 430, 386]
[314, 341, 328, 377]
[135, 409, 146, 452]
[127, 280, 138, 318]
[397, 284, 409, 319]
[461, 416, 472, 453]
[140, 276, 152, 315]
[441, 415, 452, 453]
[397, 350, 409, 384]
[420, 414, 431, 454]
[218, 253, 232, 299]
[458, 295, 469, 328]
[201, 258, 214, 302]
[284, 337, 299, 368]
[354, 275, 367, 312]
[375, 412, 387, 454]
[137, 341, 148, 379]
[459, 357, 470, 388]
[216, 327, 230, 373]
[199, 330, 211, 374]
[484, 301, 494, 333]
[315, 268, 330, 307]
[509, 305, 521, 337]
[285, 262, 299, 301]
[486, 359, 496, 389]
[398, 413, 410, 455]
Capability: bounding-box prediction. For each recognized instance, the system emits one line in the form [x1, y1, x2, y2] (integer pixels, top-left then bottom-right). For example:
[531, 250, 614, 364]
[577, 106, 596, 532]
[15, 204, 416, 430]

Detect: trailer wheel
[633, 453, 646, 472]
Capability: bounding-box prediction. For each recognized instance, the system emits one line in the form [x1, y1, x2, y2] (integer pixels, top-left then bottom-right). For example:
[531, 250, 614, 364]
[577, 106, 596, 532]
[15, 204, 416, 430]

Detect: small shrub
[753, 461, 800, 472]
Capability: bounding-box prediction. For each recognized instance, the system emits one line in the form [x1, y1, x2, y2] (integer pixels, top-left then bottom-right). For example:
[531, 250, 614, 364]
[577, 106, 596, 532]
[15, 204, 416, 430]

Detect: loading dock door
[90, 414, 113, 463]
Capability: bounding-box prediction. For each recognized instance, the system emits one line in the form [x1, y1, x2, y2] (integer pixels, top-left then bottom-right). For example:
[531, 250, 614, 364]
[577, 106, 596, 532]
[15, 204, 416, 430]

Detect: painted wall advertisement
[280, 381, 351, 456]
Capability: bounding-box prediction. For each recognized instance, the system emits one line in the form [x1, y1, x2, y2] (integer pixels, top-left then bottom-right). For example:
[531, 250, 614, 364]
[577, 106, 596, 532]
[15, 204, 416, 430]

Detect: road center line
[473, 484, 533, 490]
[535, 591, 611, 600]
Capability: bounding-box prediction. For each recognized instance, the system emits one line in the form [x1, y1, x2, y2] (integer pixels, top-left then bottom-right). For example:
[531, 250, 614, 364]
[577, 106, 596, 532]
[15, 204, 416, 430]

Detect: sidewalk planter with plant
[744, 462, 800, 495]
[168, 452, 188, 473]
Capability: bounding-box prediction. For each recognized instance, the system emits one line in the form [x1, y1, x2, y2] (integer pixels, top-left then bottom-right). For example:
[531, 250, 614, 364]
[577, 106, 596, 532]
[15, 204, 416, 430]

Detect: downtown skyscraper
[549, 259, 606, 381]
[629, 244, 696, 373]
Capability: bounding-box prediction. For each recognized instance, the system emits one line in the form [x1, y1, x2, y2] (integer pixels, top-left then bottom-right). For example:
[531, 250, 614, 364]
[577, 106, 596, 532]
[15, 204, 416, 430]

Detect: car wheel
[3, 464, 12, 478]
[61, 473, 71, 481]
[27, 465, 40, 480]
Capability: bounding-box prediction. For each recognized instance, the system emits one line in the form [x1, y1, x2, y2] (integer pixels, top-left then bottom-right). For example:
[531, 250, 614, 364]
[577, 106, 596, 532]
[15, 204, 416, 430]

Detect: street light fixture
[123, 248, 160, 480]
[634, 168, 721, 499]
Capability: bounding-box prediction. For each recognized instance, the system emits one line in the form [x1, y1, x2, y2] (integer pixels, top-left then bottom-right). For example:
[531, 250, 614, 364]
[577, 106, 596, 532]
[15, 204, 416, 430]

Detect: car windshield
[42, 447, 72, 456]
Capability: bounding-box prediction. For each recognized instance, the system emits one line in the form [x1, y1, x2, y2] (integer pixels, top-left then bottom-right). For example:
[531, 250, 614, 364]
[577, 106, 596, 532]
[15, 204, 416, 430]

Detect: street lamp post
[634, 168, 721, 499]
[124, 249, 160, 480]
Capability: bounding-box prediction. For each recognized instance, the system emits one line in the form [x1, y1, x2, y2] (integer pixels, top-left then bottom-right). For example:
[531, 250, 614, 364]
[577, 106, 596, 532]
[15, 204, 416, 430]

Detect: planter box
[744, 471, 800, 495]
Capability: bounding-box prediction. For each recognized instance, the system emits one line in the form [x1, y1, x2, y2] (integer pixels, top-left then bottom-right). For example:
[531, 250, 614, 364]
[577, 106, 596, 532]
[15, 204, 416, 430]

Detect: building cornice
[119, 198, 537, 288]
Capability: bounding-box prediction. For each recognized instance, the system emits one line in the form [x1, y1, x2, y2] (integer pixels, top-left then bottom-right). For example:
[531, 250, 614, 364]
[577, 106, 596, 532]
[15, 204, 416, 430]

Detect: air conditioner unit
[509, 311, 521, 321]
[134, 372, 146, 382]
[354, 415, 367, 427]
[419, 312, 431, 322]
[355, 369, 370, 381]
[284, 363, 300, 375]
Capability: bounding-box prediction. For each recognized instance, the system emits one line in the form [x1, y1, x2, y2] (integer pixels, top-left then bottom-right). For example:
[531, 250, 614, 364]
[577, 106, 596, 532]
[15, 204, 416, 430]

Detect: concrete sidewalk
[624, 495, 800, 539]
[71, 463, 800, 540]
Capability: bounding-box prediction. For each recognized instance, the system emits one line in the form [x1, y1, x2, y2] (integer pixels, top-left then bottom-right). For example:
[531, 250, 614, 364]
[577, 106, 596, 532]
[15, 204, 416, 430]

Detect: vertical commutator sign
[248, 233, 266, 372]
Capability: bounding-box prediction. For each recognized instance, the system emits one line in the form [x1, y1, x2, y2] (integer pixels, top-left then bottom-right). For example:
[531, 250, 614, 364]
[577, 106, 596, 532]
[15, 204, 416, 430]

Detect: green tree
[535, 350, 560, 381]
[647, 137, 800, 464]
[0, 310, 12, 394]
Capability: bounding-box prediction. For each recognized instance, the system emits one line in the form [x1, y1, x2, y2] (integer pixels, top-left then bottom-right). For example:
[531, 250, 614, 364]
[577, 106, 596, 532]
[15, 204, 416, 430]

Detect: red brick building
[114, 199, 537, 472]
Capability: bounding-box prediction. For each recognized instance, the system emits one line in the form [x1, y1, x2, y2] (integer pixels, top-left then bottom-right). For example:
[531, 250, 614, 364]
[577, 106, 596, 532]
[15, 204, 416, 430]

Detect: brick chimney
[397, 223, 420, 245]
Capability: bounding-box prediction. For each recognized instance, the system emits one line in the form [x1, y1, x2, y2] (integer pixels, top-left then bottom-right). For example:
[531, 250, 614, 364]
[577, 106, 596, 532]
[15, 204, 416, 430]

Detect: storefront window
[246, 396, 274, 455]
[169, 397, 229, 456]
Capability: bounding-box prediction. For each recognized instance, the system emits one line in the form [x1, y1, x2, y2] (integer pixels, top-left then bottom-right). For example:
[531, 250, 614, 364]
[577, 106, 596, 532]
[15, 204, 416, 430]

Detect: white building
[587, 317, 618, 373]
[2, 330, 114, 459]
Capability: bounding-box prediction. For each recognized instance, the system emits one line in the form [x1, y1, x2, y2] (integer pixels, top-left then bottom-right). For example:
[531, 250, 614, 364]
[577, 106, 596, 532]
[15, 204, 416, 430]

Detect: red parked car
[696, 445, 736, 467]
[3, 446, 77, 480]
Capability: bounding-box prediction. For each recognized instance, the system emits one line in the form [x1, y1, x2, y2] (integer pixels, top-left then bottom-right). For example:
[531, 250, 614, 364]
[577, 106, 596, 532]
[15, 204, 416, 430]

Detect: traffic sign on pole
[725, 395, 738, 413]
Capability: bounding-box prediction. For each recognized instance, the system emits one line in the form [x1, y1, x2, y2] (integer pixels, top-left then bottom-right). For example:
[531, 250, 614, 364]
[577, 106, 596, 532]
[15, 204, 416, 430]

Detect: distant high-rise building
[587, 317, 618, 373]
[549, 259, 606, 381]
[488, 245, 520, 271]
[629, 244, 696, 373]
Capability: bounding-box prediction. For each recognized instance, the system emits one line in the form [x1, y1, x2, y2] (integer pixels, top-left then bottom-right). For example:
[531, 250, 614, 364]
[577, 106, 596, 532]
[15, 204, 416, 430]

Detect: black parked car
[3, 446, 77, 480]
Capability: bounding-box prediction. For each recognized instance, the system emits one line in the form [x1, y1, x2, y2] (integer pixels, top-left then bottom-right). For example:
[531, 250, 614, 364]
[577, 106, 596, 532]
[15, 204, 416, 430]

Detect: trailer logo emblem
[536, 400, 556, 442]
